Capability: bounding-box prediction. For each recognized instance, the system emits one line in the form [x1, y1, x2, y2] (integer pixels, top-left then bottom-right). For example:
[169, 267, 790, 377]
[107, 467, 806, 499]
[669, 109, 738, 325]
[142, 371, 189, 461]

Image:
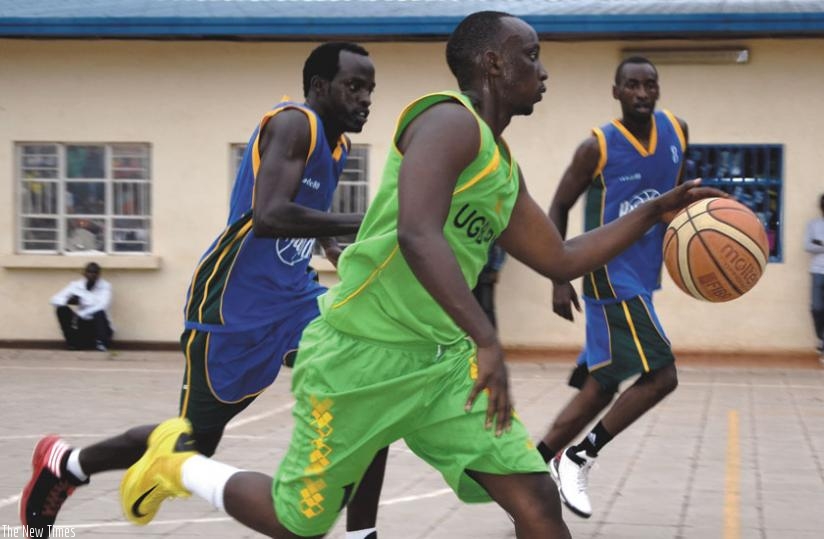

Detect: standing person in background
[50, 262, 113, 352]
[22, 42, 386, 539]
[537, 57, 691, 519]
[472, 242, 507, 327]
[804, 193, 824, 357]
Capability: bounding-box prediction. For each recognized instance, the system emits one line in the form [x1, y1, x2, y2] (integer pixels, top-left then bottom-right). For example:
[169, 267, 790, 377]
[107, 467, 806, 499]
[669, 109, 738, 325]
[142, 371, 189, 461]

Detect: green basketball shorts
[272, 318, 546, 536]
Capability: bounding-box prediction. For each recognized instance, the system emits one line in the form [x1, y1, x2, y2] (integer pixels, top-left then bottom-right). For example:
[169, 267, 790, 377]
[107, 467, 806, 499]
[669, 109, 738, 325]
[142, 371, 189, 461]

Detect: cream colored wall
[0, 38, 821, 352]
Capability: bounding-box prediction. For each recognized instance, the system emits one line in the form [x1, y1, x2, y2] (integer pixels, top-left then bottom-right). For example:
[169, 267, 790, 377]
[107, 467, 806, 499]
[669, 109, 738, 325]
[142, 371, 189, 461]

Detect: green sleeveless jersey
[319, 91, 520, 345]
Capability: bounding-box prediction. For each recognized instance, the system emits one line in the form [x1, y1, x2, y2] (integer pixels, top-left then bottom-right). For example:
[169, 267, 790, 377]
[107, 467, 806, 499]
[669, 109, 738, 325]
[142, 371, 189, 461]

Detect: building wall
[0, 37, 821, 352]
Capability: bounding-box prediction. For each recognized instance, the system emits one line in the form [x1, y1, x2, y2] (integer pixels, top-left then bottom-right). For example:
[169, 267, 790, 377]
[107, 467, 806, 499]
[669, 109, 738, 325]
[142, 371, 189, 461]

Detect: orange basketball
[663, 197, 769, 302]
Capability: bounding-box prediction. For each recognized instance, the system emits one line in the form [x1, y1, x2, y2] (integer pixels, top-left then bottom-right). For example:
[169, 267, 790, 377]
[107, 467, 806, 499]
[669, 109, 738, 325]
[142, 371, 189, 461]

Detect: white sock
[346, 528, 377, 539]
[180, 455, 241, 512]
[66, 449, 88, 482]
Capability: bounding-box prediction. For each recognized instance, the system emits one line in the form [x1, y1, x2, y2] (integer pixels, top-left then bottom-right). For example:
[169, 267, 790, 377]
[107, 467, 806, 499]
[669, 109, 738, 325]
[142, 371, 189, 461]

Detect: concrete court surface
[1, 348, 823, 539]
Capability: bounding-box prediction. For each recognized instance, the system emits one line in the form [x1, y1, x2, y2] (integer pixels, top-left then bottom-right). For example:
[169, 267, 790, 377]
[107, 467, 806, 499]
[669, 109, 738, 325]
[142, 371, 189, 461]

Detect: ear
[483, 50, 503, 77]
[310, 75, 329, 97]
[612, 85, 620, 99]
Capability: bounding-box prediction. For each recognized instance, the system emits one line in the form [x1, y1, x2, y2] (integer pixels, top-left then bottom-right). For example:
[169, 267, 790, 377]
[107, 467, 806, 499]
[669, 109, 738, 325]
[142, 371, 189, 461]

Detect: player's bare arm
[547, 136, 600, 321]
[252, 109, 362, 238]
[499, 172, 725, 282]
[397, 101, 512, 436]
[317, 236, 343, 266]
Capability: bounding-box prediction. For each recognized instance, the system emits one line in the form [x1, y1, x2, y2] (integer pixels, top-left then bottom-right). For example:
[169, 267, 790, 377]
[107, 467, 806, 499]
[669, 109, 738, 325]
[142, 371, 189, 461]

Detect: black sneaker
[20, 436, 87, 538]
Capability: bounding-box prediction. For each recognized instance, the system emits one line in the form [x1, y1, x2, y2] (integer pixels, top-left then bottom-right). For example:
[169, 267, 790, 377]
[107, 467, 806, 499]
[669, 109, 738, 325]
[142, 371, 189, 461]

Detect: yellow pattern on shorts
[300, 395, 335, 519]
[299, 477, 327, 518]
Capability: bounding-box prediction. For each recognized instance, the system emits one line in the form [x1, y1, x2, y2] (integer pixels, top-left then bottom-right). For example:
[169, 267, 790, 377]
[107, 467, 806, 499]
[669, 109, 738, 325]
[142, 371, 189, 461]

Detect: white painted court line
[379, 488, 452, 506]
[1, 365, 179, 374]
[224, 402, 293, 431]
[0, 494, 20, 509]
[4, 489, 453, 532]
[509, 376, 823, 390]
[0, 433, 121, 441]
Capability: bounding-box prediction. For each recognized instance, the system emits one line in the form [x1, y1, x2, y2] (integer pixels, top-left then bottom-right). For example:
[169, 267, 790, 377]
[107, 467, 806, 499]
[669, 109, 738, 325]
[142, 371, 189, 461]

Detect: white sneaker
[555, 448, 595, 518]
[548, 454, 560, 485]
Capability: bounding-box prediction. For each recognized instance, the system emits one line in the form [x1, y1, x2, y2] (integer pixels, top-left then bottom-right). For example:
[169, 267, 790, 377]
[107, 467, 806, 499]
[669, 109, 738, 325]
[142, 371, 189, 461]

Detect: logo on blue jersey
[275, 238, 316, 266]
[618, 172, 642, 182]
[301, 177, 321, 190]
[619, 189, 662, 219]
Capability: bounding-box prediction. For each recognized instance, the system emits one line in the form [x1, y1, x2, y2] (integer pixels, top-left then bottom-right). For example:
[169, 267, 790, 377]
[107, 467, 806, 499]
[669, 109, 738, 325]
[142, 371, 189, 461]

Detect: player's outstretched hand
[656, 178, 729, 221]
[465, 340, 512, 437]
[552, 281, 581, 322]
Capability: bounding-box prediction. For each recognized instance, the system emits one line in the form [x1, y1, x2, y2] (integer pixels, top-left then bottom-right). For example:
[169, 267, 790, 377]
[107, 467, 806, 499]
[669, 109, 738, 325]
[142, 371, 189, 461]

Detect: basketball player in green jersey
[119, 11, 723, 539]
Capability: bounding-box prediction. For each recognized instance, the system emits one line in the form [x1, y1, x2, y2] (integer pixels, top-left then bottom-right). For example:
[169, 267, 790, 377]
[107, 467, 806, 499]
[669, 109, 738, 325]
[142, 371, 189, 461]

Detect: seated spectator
[50, 262, 113, 351]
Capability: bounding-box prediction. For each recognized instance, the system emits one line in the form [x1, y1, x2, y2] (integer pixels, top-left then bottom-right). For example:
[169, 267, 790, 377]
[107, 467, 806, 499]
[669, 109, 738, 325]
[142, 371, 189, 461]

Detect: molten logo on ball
[663, 197, 769, 302]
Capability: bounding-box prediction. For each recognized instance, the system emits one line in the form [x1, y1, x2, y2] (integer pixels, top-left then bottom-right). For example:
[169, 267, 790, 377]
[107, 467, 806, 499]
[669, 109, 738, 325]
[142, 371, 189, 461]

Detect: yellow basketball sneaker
[120, 417, 197, 525]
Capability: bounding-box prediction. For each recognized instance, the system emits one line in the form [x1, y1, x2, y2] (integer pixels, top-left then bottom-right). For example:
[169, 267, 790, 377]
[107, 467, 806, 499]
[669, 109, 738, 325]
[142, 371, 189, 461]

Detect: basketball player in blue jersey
[21, 42, 385, 539]
[535, 57, 692, 519]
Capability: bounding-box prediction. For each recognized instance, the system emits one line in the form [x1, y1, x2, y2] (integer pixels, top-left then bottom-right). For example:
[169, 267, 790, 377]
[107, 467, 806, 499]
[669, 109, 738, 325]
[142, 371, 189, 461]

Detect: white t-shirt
[50, 278, 112, 320]
[804, 216, 824, 274]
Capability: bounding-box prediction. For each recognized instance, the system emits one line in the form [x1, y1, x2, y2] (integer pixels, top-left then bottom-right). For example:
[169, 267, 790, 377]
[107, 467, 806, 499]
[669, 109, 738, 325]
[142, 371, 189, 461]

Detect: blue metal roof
[2, 0, 824, 39]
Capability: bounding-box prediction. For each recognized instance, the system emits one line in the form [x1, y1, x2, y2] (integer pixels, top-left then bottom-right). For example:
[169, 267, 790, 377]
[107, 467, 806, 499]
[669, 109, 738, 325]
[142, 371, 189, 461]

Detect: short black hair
[85, 262, 101, 273]
[615, 56, 657, 85]
[446, 11, 512, 90]
[303, 42, 369, 97]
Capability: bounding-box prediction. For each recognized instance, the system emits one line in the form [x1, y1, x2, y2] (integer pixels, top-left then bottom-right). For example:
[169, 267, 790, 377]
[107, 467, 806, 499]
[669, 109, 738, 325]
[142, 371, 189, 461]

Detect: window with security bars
[684, 144, 783, 262]
[17, 143, 152, 254]
[231, 143, 369, 256]
[326, 144, 369, 250]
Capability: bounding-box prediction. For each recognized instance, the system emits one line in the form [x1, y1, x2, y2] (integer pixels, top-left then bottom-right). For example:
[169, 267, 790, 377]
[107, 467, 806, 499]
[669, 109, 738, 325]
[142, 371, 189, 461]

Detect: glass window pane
[112, 217, 150, 253]
[66, 145, 105, 179]
[113, 182, 150, 216]
[21, 180, 59, 215]
[66, 182, 105, 215]
[64, 218, 105, 252]
[21, 144, 59, 179]
[112, 144, 150, 180]
[21, 217, 58, 251]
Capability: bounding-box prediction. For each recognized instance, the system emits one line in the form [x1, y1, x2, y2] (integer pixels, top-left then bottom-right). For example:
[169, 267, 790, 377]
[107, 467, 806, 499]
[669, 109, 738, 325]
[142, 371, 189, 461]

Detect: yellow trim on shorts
[620, 300, 650, 372]
[179, 329, 197, 418]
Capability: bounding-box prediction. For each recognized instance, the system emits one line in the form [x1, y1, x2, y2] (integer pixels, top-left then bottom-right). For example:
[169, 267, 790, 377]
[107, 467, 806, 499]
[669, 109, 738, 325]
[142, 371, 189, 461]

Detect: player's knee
[654, 364, 678, 396]
[511, 478, 564, 525]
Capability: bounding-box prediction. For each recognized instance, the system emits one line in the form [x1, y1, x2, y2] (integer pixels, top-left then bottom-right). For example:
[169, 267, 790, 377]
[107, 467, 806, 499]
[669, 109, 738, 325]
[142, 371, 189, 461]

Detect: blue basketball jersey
[582, 110, 686, 303]
[183, 101, 350, 332]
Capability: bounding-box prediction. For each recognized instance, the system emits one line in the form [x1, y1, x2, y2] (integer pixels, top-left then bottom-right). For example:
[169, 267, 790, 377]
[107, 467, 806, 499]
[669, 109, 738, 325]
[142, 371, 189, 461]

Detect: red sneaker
[19, 436, 85, 538]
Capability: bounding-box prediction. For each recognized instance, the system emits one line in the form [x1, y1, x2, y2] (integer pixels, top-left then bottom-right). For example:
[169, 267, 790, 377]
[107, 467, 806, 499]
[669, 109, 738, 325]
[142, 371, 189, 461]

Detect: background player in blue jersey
[535, 57, 690, 519]
[21, 42, 385, 539]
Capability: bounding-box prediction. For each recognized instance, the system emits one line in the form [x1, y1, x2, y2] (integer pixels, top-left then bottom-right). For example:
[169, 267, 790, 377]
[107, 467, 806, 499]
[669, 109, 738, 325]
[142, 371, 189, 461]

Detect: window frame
[15, 142, 152, 255]
[685, 143, 784, 262]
